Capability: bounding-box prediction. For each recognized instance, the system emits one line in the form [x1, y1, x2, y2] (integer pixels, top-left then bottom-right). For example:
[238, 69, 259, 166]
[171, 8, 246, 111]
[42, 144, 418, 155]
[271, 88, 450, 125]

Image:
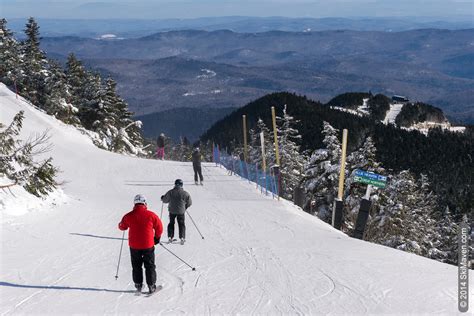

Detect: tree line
[0, 17, 145, 156]
[202, 92, 473, 264]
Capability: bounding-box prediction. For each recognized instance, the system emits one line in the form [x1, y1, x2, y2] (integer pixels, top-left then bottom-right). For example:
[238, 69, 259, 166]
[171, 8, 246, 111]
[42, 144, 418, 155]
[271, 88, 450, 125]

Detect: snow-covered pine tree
[0, 19, 22, 87]
[249, 118, 275, 170]
[0, 111, 59, 197]
[428, 205, 458, 264]
[364, 170, 437, 256]
[248, 127, 260, 165]
[417, 174, 464, 265]
[78, 72, 104, 130]
[343, 136, 385, 233]
[276, 104, 305, 199]
[44, 60, 81, 125]
[19, 17, 49, 107]
[91, 78, 144, 155]
[302, 121, 342, 221]
[65, 53, 87, 108]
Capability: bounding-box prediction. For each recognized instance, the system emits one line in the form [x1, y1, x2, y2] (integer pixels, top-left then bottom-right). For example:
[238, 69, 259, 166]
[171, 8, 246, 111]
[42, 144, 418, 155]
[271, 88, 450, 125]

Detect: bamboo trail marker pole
[243, 115, 248, 163]
[260, 132, 267, 195]
[271, 106, 281, 200]
[271, 107, 280, 167]
[332, 129, 348, 229]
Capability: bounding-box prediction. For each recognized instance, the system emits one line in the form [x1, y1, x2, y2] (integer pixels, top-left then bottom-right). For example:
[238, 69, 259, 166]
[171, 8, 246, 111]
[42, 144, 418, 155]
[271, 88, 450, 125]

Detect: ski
[145, 285, 163, 297]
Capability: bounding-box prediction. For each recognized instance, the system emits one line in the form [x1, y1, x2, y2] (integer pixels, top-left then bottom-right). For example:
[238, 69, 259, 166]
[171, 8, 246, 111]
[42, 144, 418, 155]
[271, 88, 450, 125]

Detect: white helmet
[134, 194, 147, 205]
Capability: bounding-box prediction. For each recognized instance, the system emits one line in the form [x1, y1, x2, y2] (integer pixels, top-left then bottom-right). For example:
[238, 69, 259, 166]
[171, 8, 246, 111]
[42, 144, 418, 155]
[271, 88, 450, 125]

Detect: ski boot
[180, 238, 186, 245]
[148, 284, 157, 294]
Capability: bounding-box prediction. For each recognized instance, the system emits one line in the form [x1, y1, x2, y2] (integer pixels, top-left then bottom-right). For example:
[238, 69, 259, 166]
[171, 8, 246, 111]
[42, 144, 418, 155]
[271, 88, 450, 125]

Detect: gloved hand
[160, 195, 164, 201]
[154, 236, 160, 245]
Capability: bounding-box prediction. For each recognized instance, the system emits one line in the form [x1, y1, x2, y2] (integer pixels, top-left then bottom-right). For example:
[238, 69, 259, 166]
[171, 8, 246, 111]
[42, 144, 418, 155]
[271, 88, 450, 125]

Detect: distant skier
[118, 194, 163, 294]
[192, 147, 204, 185]
[161, 179, 192, 245]
[156, 133, 166, 160]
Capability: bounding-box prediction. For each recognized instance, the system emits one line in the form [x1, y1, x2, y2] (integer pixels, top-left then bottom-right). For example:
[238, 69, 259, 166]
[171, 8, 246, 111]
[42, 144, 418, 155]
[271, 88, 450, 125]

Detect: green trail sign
[354, 169, 387, 188]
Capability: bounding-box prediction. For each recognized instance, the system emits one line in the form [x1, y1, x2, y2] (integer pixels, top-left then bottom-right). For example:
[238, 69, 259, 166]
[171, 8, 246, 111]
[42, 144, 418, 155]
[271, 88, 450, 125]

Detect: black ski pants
[193, 164, 203, 182]
[168, 214, 186, 239]
[130, 247, 156, 286]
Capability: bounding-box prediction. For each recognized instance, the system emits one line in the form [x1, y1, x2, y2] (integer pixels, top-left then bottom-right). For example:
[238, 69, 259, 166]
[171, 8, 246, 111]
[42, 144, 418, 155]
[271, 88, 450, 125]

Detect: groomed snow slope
[383, 103, 404, 125]
[0, 84, 469, 315]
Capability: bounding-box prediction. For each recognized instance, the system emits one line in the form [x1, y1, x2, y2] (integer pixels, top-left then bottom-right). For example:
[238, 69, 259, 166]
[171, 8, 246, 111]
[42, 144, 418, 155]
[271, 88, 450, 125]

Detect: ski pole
[160, 201, 164, 219]
[114, 230, 126, 280]
[186, 210, 204, 239]
[159, 243, 196, 271]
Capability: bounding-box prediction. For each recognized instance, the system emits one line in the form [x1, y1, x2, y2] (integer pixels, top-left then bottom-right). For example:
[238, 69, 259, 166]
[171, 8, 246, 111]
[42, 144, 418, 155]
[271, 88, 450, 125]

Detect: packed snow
[0, 84, 470, 314]
[382, 103, 404, 125]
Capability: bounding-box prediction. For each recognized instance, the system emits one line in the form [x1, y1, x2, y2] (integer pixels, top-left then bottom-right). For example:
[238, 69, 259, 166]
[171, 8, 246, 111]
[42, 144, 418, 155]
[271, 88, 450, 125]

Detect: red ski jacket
[118, 204, 163, 249]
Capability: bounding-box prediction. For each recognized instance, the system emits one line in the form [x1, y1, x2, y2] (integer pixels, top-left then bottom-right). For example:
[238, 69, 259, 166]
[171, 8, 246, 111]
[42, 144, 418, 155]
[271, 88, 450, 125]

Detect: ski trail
[383, 103, 404, 124]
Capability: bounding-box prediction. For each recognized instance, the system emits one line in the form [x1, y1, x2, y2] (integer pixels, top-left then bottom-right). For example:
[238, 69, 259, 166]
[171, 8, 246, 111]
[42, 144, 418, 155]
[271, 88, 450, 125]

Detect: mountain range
[8, 16, 474, 38]
[39, 28, 474, 127]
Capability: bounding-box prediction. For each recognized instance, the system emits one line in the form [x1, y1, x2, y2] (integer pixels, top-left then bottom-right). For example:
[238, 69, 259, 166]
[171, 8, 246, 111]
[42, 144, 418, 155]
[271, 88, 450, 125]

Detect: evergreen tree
[172, 136, 192, 161]
[365, 170, 437, 256]
[276, 104, 305, 199]
[249, 118, 275, 170]
[78, 72, 104, 130]
[0, 111, 59, 197]
[65, 53, 87, 107]
[0, 18, 21, 87]
[44, 60, 80, 125]
[303, 121, 342, 221]
[90, 78, 144, 154]
[248, 127, 260, 165]
[19, 17, 49, 106]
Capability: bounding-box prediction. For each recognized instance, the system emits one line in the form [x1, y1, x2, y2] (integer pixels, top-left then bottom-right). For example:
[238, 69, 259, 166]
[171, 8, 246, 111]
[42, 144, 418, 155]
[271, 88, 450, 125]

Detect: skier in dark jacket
[192, 147, 204, 185]
[161, 179, 192, 245]
[156, 133, 165, 160]
[118, 194, 163, 294]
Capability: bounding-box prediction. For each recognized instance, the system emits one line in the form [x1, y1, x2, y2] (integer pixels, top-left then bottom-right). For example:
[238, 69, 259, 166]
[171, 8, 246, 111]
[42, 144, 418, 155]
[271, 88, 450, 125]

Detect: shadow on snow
[0, 281, 134, 293]
[70, 233, 127, 241]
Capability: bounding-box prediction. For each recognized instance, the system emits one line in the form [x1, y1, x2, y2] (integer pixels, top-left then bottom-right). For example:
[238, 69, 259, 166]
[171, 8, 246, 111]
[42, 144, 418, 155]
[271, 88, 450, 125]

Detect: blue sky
[1, 0, 473, 19]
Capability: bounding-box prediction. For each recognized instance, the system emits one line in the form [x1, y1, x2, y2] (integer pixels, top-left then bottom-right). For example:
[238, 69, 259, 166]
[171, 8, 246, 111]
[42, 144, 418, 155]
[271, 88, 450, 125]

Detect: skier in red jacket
[119, 194, 163, 294]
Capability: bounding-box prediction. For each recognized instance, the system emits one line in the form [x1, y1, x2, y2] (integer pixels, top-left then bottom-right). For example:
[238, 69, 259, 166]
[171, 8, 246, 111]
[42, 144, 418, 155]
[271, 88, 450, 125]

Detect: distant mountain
[40, 29, 474, 123]
[136, 106, 235, 141]
[8, 16, 474, 39]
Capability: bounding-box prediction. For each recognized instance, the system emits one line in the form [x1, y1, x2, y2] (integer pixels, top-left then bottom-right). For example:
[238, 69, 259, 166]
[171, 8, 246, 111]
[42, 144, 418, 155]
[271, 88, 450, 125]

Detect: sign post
[353, 169, 387, 239]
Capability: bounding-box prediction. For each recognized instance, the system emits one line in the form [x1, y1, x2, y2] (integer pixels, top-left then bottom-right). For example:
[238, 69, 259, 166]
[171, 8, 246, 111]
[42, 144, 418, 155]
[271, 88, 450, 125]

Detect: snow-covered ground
[0, 84, 471, 314]
[357, 98, 370, 115]
[404, 121, 467, 135]
[330, 99, 370, 117]
[382, 103, 404, 125]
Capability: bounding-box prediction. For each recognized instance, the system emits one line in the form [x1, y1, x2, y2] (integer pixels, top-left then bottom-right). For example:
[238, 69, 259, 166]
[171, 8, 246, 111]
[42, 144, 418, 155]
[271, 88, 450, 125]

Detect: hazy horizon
[1, 0, 473, 20]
